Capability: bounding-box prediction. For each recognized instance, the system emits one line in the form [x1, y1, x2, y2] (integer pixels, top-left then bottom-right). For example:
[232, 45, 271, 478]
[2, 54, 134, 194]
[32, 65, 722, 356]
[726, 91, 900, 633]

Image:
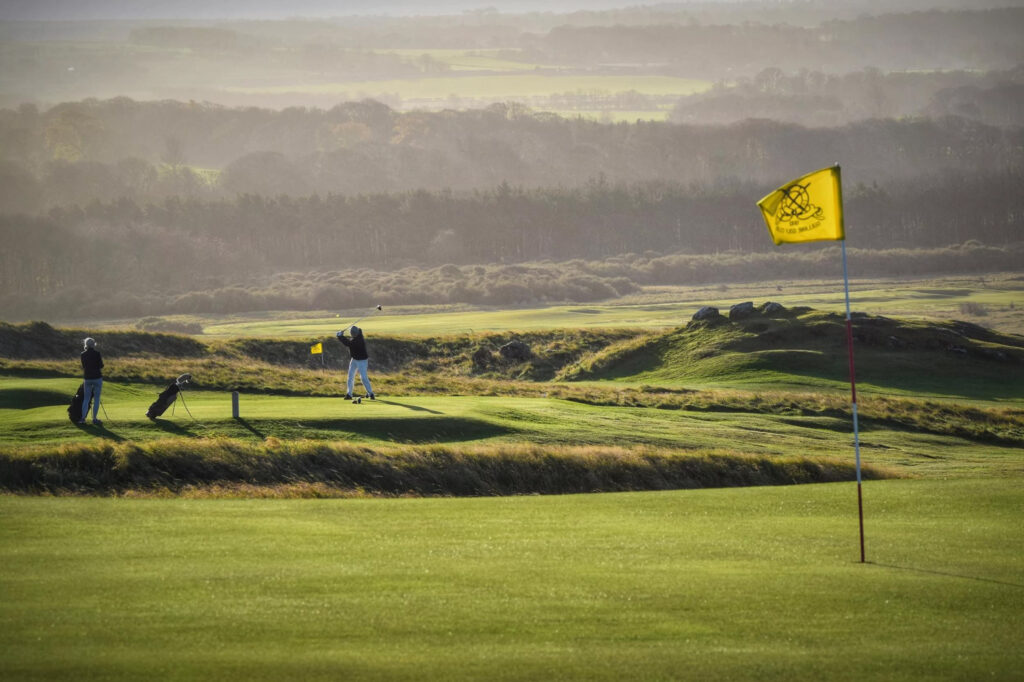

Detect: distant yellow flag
[310, 342, 323, 355]
[757, 166, 844, 245]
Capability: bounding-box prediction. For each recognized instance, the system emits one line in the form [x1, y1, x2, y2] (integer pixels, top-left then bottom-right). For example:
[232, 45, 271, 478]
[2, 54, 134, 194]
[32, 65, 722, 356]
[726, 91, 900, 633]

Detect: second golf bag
[67, 383, 92, 424]
[146, 373, 192, 420]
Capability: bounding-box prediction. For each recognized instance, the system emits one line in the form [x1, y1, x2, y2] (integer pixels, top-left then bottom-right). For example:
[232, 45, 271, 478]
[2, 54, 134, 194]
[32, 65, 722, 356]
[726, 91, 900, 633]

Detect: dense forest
[2, 167, 1021, 318]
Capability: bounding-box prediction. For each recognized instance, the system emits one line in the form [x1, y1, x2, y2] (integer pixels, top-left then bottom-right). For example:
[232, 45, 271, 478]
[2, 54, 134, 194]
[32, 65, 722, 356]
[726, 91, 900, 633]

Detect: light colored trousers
[82, 378, 102, 421]
[347, 359, 373, 395]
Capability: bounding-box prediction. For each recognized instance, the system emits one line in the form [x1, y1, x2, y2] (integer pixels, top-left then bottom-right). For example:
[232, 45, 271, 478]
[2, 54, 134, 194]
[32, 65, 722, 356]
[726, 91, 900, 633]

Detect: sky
[0, 0, 657, 21]
[0, 0, 1013, 21]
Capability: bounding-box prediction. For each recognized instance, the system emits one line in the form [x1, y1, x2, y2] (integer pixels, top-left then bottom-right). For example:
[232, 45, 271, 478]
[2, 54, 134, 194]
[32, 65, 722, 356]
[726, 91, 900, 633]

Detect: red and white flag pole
[841, 240, 866, 563]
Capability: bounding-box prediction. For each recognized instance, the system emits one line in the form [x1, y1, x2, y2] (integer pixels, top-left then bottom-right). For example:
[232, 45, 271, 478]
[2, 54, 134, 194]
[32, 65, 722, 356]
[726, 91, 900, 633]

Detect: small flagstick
[842, 239, 866, 563]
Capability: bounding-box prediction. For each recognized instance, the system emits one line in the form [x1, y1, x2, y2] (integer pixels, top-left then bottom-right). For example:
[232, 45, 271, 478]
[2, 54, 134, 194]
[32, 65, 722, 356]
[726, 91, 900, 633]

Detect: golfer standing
[80, 337, 104, 425]
[336, 326, 375, 400]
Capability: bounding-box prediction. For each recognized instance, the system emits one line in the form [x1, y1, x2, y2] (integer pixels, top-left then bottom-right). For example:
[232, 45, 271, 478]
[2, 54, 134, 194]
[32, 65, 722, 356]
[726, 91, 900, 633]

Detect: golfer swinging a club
[336, 325, 375, 401]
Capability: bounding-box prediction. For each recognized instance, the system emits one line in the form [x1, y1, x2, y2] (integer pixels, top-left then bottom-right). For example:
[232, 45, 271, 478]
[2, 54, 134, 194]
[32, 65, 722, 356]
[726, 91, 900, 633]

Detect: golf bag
[146, 373, 192, 420]
[67, 383, 93, 424]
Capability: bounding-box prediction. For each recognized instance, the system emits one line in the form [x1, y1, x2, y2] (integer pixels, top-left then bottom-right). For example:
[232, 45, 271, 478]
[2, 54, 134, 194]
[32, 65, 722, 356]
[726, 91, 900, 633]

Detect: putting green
[1, 478, 1021, 680]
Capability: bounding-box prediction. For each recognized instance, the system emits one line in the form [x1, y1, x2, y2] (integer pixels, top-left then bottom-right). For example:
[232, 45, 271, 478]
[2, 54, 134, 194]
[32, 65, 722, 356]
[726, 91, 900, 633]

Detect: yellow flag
[310, 342, 322, 355]
[757, 165, 844, 245]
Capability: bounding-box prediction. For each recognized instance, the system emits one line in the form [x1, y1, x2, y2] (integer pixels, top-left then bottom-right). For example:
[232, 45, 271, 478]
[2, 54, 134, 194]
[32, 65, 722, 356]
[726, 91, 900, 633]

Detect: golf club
[338, 304, 383, 333]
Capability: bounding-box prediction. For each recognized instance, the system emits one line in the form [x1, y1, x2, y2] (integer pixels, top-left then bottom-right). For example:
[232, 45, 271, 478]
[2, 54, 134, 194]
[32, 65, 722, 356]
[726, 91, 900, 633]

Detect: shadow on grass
[0, 388, 71, 410]
[753, 351, 1024, 402]
[149, 418, 196, 437]
[870, 562, 1024, 589]
[234, 417, 265, 439]
[75, 422, 126, 442]
[301, 416, 512, 443]
[375, 399, 443, 415]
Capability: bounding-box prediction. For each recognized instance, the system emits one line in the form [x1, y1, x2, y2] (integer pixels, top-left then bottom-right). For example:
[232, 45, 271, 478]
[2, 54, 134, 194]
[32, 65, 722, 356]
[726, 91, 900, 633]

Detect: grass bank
[0, 438, 890, 497]
[2, 377, 1021, 482]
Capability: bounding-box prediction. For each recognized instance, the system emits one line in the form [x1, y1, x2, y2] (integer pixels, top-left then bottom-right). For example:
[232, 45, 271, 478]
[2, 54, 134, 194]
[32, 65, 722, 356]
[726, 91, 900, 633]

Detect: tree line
[1, 170, 1021, 318]
[671, 66, 1024, 128]
[2, 99, 1022, 213]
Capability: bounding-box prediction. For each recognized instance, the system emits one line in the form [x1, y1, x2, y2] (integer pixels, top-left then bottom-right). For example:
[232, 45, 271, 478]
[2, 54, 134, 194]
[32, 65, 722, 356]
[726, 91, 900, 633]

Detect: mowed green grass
[5, 286, 1022, 680]
[2, 478, 1021, 681]
[2, 377, 1020, 478]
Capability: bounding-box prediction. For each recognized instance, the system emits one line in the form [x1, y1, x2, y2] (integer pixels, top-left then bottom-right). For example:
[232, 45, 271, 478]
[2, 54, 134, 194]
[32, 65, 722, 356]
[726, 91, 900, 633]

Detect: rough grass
[0, 323, 633, 381]
[0, 439, 890, 497]
[0, 320, 206, 359]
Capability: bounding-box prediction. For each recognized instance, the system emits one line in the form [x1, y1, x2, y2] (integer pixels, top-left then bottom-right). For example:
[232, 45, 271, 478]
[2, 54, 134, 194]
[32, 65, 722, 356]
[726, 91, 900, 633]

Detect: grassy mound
[218, 328, 633, 380]
[5, 308, 1023, 400]
[0, 439, 891, 497]
[559, 305, 1024, 398]
[0, 321, 206, 359]
[0, 320, 631, 381]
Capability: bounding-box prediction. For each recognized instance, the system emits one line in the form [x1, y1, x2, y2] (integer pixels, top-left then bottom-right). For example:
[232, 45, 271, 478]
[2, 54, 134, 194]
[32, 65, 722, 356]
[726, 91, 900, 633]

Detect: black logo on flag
[778, 182, 824, 224]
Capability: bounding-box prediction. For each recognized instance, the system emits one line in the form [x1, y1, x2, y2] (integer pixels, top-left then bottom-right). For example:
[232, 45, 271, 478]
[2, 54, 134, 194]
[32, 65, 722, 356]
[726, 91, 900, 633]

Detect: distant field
[0, 40, 708, 111]
[541, 109, 672, 122]
[2, 479, 1021, 680]
[226, 74, 712, 101]
[371, 48, 558, 72]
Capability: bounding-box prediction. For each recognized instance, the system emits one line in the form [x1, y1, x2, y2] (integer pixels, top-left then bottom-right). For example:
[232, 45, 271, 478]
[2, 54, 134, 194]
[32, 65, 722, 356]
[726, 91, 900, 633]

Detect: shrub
[959, 302, 989, 316]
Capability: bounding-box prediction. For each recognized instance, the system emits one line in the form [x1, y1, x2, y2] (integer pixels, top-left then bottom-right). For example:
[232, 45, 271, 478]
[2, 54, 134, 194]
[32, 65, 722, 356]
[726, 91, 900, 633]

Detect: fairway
[189, 273, 1024, 338]
[2, 479, 1021, 681]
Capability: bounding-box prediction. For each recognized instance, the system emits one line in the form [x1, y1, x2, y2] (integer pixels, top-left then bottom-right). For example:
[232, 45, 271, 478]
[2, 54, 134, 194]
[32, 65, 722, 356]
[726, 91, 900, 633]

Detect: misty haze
[2, 2, 1024, 680]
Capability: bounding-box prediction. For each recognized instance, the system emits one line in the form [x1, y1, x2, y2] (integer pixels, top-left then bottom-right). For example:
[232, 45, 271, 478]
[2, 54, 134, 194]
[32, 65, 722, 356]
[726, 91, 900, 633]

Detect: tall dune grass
[0, 439, 893, 497]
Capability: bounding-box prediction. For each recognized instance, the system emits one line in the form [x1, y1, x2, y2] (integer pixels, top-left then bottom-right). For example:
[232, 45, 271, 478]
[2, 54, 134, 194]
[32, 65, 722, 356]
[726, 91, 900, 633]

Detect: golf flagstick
[757, 164, 865, 563]
[842, 240, 866, 563]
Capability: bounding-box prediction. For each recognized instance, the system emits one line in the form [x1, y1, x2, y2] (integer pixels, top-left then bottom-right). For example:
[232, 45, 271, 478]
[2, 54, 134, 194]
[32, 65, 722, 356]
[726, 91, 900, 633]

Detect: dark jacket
[337, 333, 368, 361]
[81, 348, 104, 379]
